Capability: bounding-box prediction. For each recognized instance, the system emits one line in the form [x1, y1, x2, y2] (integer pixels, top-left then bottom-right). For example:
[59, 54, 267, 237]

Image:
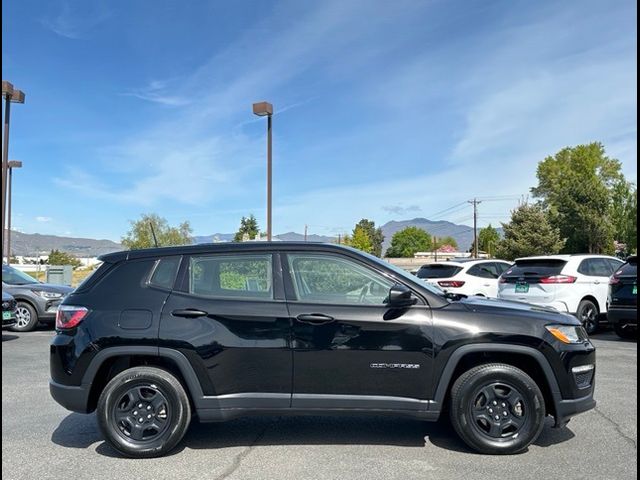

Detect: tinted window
[149, 257, 181, 289]
[1, 265, 39, 285]
[467, 263, 499, 279]
[287, 254, 393, 304]
[503, 259, 567, 278]
[578, 258, 614, 277]
[189, 254, 272, 299]
[607, 259, 624, 273]
[416, 265, 463, 279]
[495, 262, 512, 274]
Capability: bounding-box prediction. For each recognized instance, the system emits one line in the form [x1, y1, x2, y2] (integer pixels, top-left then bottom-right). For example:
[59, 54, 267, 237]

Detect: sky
[2, 0, 637, 242]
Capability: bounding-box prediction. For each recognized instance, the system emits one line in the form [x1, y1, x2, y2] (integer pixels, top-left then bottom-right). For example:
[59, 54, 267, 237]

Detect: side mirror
[387, 283, 416, 308]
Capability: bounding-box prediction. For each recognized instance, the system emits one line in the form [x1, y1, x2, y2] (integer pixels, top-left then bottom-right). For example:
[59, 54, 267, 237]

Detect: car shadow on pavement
[1, 334, 19, 342]
[52, 413, 575, 458]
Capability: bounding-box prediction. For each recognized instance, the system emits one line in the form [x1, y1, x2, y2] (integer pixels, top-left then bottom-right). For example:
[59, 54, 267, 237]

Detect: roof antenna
[149, 221, 159, 247]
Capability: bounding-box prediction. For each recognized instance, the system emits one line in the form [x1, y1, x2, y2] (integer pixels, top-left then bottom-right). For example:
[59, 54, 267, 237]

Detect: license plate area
[515, 282, 530, 294]
[3, 311, 13, 320]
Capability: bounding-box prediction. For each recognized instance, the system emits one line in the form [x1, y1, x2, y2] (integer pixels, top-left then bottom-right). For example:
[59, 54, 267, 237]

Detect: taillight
[609, 276, 621, 285]
[438, 281, 466, 288]
[539, 275, 577, 284]
[56, 305, 89, 329]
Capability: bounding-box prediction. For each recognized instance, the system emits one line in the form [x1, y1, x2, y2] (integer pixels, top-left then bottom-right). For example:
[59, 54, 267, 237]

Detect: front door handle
[172, 309, 208, 318]
[296, 313, 335, 325]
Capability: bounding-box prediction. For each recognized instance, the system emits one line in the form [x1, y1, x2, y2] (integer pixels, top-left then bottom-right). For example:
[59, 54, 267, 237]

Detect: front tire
[10, 302, 39, 332]
[450, 363, 545, 454]
[97, 366, 191, 458]
[576, 299, 599, 335]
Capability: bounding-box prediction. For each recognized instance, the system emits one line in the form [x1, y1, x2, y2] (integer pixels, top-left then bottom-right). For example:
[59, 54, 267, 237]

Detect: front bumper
[49, 379, 92, 413]
[554, 394, 596, 427]
[2, 315, 17, 329]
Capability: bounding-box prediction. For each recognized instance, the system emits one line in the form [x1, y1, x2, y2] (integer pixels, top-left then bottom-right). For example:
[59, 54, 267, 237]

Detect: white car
[415, 259, 512, 298]
[497, 254, 624, 334]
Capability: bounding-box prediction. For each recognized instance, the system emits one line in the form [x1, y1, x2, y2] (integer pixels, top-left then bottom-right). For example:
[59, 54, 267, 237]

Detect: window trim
[145, 255, 183, 292]
[280, 251, 426, 306]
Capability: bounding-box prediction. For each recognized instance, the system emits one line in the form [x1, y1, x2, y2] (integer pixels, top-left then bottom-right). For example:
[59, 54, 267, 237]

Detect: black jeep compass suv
[50, 242, 596, 458]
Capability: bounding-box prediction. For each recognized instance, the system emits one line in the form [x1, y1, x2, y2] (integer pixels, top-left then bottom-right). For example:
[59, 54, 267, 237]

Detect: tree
[121, 213, 193, 250]
[434, 236, 458, 250]
[494, 204, 565, 260]
[348, 225, 373, 253]
[532, 142, 625, 254]
[48, 249, 82, 269]
[471, 224, 501, 256]
[385, 227, 432, 258]
[233, 215, 260, 242]
[611, 180, 637, 255]
[352, 219, 385, 257]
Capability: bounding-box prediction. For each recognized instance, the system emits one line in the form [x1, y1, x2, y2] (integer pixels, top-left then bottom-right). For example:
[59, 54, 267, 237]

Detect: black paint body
[50, 242, 596, 426]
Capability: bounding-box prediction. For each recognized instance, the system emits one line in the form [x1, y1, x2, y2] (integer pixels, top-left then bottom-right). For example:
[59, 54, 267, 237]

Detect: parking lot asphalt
[2, 328, 637, 480]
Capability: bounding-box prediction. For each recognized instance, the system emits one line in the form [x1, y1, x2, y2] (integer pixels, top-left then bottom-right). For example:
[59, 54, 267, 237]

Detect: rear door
[159, 252, 292, 408]
[283, 251, 434, 410]
[577, 258, 619, 312]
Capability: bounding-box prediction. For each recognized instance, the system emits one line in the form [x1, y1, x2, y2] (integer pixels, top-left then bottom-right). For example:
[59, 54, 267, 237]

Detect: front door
[159, 252, 291, 409]
[282, 251, 434, 411]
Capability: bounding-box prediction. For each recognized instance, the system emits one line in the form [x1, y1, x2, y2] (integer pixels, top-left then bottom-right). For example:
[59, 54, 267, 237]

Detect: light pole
[252, 101, 273, 241]
[5, 160, 22, 261]
[2, 80, 25, 261]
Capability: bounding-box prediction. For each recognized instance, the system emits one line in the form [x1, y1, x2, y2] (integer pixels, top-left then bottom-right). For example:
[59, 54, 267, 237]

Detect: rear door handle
[296, 313, 335, 325]
[172, 309, 208, 318]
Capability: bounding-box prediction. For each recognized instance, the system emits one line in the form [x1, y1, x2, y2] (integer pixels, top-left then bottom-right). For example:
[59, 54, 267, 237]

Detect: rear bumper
[607, 308, 637, 326]
[49, 379, 92, 413]
[554, 394, 596, 427]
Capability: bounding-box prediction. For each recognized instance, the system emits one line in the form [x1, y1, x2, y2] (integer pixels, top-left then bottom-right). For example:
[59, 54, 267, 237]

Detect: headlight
[545, 325, 587, 344]
[31, 290, 64, 299]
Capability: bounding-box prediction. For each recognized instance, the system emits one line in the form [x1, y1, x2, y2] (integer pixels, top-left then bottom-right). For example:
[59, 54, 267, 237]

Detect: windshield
[2, 265, 39, 285]
[349, 248, 446, 298]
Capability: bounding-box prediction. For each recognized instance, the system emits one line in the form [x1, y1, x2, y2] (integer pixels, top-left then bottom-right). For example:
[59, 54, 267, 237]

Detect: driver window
[287, 254, 393, 304]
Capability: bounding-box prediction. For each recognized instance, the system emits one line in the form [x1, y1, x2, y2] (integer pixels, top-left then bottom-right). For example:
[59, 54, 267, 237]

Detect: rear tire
[576, 299, 599, 335]
[614, 323, 636, 340]
[97, 366, 191, 458]
[450, 363, 545, 454]
[10, 302, 39, 332]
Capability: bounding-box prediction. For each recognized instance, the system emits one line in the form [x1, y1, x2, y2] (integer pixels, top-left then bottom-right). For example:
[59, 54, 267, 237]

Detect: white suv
[498, 254, 623, 334]
[415, 259, 512, 298]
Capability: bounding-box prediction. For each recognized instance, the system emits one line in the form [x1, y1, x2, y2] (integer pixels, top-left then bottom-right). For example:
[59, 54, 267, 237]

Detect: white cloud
[40, 0, 111, 39]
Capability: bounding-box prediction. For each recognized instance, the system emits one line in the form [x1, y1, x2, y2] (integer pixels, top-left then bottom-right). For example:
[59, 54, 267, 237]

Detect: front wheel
[576, 299, 599, 335]
[450, 363, 545, 454]
[97, 366, 191, 458]
[10, 302, 39, 332]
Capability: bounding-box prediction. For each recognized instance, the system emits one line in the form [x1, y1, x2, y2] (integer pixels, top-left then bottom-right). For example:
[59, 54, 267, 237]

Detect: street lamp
[252, 101, 273, 241]
[2, 80, 26, 261]
[5, 160, 22, 261]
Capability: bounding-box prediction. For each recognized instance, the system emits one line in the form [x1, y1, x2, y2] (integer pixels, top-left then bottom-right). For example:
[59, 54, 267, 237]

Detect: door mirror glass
[387, 283, 416, 307]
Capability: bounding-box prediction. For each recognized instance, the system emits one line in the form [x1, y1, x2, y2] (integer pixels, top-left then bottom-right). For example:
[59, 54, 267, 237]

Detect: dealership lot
[2, 329, 636, 480]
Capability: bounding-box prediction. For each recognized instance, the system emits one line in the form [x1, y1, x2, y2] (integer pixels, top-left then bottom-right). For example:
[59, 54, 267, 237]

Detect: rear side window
[416, 265, 463, 279]
[149, 257, 181, 289]
[503, 259, 567, 278]
[578, 258, 614, 277]
[189, 254, 273, 299]
[467, 263, 499, 279]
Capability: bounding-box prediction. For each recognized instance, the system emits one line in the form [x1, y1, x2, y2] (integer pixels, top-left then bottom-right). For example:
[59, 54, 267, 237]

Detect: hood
[5, 283, 74, 294]
[456, 296, 580, 326]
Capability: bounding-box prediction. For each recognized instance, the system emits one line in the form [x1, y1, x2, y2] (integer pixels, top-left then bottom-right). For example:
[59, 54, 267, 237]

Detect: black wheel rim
[111, 383, 171, 442]
[580, 304, 597, 332]
[468, 382, 527, 440]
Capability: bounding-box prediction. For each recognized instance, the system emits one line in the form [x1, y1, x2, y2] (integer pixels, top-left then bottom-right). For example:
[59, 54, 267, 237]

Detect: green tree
[532, 142, 624, 254]
[494, 204, 565, 260]
[121, 213, 193, 250]
[471, 224, 501, 256]
[385, 227, 432, 258]
[47, 249, 82, 269]
[610, 180, 637, 254]
[348, 225, 373, 253]
[233, 214, 260, 242]
[352, 219, 385, 257]
[434, 235, 458, 250]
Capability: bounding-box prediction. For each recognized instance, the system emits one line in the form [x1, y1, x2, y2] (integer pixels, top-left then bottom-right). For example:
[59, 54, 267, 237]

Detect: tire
[10, 302, 39, 332]
[614, 323, 636, 340]
[576, 299, 599, 335]
[97, 366, 191, 458]
[449, 363, 545, 455]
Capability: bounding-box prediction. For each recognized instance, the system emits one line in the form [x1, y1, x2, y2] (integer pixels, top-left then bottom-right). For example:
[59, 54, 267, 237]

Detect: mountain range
[10, 218, 499, 257]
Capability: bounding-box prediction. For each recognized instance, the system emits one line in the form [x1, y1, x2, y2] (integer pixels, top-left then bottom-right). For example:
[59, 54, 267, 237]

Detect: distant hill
[10, 231, 122, 257]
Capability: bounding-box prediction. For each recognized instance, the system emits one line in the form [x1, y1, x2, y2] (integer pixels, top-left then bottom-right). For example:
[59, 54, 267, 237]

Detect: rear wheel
[97, 366, 191, 458]
[10, 302, 39, 332]
[576, 299, 599, 334]
[614, 323, 636, 340]
[450, 363, 545, 454]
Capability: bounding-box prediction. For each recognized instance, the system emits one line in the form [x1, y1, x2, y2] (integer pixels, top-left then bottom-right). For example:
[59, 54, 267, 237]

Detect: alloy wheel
[580, 304, 598, 333]
[15, 306, 32, 329]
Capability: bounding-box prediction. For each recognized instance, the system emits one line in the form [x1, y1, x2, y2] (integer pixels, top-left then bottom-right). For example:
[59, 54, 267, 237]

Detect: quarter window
[189, 254, 273, 299]
[149, 257, 181, 289]
[287, 254, 393, 304]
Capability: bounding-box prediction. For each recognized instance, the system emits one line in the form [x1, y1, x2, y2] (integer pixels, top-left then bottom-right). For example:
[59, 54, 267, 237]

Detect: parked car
[2, 291, 17, 330]
[608, 255, 637, 339]
[50, 242, 596, 458]
[416, 259, 512, 297]
[2, 264, 74, 332]
[498, 255, 624, 334]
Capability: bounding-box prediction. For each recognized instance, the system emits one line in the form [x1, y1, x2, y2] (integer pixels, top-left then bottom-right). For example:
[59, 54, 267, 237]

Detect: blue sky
[2, 0, 637, 241]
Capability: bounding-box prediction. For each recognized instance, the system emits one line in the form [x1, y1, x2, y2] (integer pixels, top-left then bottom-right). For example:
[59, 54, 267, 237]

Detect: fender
[429, 344, 563, 413]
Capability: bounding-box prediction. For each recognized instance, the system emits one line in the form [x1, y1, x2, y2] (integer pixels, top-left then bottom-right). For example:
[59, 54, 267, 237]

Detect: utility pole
[433, 235, 438, 262]
[304, 224, 308, 242]
[468, 198, 482, 258]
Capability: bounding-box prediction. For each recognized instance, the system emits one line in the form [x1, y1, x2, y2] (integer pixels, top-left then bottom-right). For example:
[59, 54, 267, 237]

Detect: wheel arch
[579, 295, 600, 313]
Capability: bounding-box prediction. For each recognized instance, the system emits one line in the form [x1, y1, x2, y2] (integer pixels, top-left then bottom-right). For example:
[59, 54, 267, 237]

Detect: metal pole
[304, 224, 308, 242]
[6, 166, 12, 261]
[2, 96, 11, 260]
[266, 114, 272, 241]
